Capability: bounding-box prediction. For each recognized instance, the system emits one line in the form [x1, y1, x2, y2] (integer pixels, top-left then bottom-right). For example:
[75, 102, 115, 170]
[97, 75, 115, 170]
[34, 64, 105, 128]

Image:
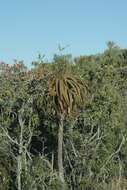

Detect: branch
[100, 134, 125, 172]
[1, 126, 19, 145]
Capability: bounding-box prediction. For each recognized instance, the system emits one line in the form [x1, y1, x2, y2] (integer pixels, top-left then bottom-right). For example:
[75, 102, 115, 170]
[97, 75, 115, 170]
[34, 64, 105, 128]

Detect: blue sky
[0, 0, 127, 66]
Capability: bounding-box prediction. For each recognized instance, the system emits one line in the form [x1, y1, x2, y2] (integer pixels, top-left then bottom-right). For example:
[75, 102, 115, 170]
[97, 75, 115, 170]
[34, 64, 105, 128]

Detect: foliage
[0, 43, 127, 189]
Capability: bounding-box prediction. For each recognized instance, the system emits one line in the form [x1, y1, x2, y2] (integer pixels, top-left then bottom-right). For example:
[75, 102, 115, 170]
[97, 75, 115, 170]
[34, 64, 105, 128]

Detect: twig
[100, 134, 125, 172]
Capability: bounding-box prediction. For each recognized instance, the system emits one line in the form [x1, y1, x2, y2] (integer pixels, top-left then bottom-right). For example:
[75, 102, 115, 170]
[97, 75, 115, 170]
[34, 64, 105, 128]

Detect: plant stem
[58, 115, 64, 183]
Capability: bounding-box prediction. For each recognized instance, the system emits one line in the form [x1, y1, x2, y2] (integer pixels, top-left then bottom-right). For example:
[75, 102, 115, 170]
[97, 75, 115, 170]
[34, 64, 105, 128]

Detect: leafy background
[0, 42, 127, 189]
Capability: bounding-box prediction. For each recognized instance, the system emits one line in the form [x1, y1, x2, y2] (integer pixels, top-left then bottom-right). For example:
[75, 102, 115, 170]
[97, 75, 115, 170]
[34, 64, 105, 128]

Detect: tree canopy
[0, 43, 127, 189]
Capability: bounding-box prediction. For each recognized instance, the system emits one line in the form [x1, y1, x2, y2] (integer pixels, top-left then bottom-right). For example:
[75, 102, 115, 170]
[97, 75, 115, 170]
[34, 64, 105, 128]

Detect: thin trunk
[17, 155, 22, 190]
[17, 115, 24, 190]
[51, 151, 54, 173]
[58, 115, 64, 183]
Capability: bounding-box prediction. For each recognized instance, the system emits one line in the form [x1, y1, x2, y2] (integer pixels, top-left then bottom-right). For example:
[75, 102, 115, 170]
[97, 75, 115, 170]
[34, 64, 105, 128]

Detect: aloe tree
[47, 66, 88, 183]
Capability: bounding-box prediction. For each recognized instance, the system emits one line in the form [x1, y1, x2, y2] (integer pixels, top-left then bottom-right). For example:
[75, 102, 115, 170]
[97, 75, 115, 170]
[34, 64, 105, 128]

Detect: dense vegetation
[1, 42, 127, 190]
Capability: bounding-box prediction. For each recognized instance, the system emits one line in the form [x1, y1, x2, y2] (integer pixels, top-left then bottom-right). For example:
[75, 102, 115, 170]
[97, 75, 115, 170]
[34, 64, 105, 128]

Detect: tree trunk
[17, 114, 24, 190]
[17, 155, 22, 190]
[58, 115, 64, 183]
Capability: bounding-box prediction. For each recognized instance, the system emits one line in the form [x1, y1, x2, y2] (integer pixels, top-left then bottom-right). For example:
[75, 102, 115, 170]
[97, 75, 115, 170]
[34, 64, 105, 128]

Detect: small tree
[46, 62, 88, 183]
